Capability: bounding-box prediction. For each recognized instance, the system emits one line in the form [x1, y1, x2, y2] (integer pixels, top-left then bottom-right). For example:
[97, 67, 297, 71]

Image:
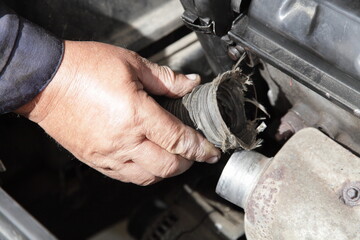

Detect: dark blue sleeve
[0, 2, 64, 114]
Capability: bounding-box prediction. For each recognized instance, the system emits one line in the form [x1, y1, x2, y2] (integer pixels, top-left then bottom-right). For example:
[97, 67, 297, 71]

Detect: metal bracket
[181, 11, 215, 34]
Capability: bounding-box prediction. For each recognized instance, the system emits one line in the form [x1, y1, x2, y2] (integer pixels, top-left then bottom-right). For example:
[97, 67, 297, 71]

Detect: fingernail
[206, 156, 220, 164]
[185, 74, 199, 81]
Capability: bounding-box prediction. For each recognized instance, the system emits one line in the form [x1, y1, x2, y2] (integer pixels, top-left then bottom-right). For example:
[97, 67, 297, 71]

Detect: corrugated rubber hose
[160, 66, 265, 152]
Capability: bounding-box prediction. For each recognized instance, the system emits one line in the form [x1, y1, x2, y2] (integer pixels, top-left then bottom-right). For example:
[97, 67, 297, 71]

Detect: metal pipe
[215, 151, 271, 208]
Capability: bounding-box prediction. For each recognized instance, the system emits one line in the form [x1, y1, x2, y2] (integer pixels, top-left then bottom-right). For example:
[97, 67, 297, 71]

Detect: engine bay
[1, 0, 360, 239]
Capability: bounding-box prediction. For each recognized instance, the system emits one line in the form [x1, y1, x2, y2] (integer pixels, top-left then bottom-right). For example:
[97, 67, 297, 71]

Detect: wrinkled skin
[16, 41, 220, 186]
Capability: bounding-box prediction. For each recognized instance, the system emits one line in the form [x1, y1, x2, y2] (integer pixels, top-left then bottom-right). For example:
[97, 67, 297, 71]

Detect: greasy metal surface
[216, 151, 271, 208]
[249, 0, 360, 81]
[227, 46, 242, 61]
[229, 12, 360, 117]
[261, 62, 360, 154]
[243, 128, 360, 240]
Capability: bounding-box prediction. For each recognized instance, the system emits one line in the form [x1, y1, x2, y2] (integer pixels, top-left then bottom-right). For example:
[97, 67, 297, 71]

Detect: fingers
[140, 97, 221, 163]
[132, 140, 193, 178]
[97, 139, 193, 185]
[99, 161, 162, 186]
[137, 57, 201, 98]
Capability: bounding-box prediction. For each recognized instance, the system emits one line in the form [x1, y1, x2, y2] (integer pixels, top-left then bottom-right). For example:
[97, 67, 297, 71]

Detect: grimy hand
[16, 41, 220, 185]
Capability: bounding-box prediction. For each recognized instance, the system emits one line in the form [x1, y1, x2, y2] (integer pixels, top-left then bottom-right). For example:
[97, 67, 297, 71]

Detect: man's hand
[16, 41, 220, 185]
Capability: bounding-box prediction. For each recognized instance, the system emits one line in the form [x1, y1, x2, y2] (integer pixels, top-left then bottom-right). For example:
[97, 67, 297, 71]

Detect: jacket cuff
[0, 12, 64, 114]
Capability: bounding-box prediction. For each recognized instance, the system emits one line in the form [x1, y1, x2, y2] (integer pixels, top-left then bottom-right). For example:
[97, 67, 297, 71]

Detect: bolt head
[347, 188, 359, 199]
[342, 183, 360, 206]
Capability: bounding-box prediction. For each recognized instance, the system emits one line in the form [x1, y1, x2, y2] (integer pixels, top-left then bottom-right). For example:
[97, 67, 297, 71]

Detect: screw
[227, 46, 242, 61]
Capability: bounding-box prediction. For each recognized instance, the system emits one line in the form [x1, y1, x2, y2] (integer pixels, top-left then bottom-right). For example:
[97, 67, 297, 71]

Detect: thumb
[137, 58, 201, 98]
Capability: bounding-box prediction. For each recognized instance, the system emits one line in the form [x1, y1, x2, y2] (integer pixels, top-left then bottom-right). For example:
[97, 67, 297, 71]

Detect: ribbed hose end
[160, 68, 263, 151]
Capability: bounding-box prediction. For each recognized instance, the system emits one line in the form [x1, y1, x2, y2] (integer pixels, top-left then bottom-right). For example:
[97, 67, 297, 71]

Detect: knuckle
[127, 49, 140, 59]
[161, 123, 184, 151]
[160, 66, 176, 86]
[193, 148, 207, 162]
[161, 66, 175, 79]
[191, 138, 208, 161]
[160, 66, 191, 97]
[89, 156, 116, 171]
[101, 168, 128, 182]
[135, 53, 153, 70]
[159, 158, 180, 178]
[167, 128, 201, 160]
[172, 134, 188, 154]
[81, 139, 117, 162]
[137, 175, 159, 186]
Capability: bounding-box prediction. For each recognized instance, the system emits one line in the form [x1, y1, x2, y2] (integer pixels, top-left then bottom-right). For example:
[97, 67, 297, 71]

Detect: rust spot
[270, 188, 278, 194]
[246, 166, 286, 225]
[246, 195, 257, 224]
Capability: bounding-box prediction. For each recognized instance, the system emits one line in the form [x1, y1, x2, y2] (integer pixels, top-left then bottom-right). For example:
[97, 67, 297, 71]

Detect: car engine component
[129, 185, 245, 240]
[0, 188, 55, 239]
[161, 62, 265, 151]
[1, 0, 360, 239]
[178, 0, 360, 238]
[217, 128, 360, 239]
